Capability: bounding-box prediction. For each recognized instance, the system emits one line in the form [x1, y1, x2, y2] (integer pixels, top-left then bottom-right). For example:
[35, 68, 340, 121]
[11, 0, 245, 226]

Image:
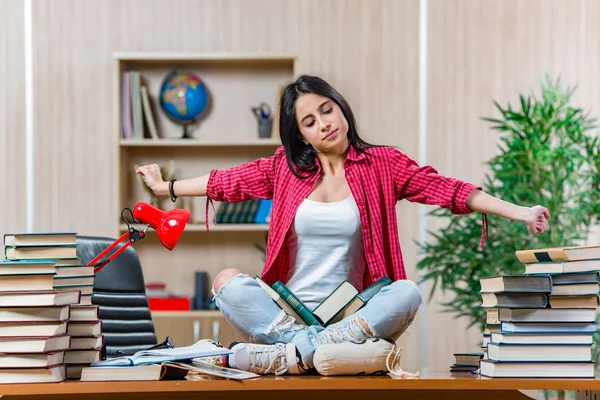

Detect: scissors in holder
[252, 102, 272, 120]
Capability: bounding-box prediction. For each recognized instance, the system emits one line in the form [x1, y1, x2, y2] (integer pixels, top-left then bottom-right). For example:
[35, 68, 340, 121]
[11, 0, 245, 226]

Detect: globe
[159, 71, 209, 138]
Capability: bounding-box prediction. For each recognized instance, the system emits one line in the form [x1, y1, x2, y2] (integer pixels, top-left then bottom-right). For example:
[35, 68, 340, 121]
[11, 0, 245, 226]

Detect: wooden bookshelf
[113, 51, 297, 62]
[114, 51, 294, 301]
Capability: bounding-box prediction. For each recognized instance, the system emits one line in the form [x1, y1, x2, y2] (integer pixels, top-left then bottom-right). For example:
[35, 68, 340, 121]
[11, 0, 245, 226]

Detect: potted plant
[416, 76, 600, 399]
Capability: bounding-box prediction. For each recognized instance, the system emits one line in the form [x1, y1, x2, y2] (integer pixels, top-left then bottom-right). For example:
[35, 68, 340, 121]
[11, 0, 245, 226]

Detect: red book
[147, 297, 190, 311]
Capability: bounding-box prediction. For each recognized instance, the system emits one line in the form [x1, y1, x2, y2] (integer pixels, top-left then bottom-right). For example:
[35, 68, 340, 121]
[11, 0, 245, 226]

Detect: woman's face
[295, 93, 349, 153]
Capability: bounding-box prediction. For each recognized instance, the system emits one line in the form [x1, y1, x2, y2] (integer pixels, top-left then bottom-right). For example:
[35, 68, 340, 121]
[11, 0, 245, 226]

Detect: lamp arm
[89, 228, 146, 274]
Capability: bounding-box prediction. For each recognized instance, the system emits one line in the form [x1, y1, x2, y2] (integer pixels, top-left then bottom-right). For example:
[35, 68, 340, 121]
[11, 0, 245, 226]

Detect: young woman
[136, 75, 550, 376]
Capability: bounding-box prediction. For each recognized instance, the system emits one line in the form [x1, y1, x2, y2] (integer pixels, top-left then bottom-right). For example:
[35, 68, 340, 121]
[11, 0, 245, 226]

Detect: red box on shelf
[147, 297, 190, 311]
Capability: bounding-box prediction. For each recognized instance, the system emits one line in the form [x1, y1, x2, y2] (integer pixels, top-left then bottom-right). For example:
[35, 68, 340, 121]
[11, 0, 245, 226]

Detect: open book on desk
[256, 276, 393, 327]
[90, 341, 232, 367]
[80, 359, 259, 381]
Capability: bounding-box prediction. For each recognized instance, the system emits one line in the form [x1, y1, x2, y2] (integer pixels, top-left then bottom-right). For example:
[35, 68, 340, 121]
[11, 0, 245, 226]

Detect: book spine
[357, 276, 393, 302]
[272, 282, 322, 327]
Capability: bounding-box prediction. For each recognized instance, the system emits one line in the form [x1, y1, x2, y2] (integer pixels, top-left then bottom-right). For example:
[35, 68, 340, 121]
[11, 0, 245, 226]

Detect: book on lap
[255, 277, 307, 325]
[257, 276, 393, 327]
[335, 276, 393, 321]
[271, 281, 321, 326]
[311, 281, 358, 326]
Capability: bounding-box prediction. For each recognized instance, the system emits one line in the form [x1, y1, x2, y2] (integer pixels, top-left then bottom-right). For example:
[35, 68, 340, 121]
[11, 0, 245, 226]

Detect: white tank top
[285, 194, 366, 311]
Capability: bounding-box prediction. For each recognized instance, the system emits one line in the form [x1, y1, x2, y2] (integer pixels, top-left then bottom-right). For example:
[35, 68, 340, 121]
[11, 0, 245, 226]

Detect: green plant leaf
[416, 76, 600, 331]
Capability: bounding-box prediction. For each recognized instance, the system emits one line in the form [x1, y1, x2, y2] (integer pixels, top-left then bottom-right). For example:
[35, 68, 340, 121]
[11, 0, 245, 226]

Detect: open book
[256, 276, 393, 326]
[90, 340, 232, 367]
[80, 359, 259, 381]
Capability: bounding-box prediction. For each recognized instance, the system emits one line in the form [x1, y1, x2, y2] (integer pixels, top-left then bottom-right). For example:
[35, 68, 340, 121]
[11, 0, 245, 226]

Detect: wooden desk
[0, 373, 598, 400]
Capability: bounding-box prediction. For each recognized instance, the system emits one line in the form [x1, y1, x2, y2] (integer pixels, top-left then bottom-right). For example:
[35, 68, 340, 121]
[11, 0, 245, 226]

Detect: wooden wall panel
[0, 0, 26, 237]
[31, 0, 422, 369]
[26, 0, 600, 375]
[426, 0, 600, 372]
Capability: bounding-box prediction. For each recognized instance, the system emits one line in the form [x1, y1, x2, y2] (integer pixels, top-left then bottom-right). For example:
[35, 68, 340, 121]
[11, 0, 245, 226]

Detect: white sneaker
[223, 342, 307, 375]
[317, 319, 372, 345]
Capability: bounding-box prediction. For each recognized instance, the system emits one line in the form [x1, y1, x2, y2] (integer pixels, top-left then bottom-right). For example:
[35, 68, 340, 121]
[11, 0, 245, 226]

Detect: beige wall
[0, 0, 26, 233]
[2, 0, 600, 373]
[425, 0, 600, 368]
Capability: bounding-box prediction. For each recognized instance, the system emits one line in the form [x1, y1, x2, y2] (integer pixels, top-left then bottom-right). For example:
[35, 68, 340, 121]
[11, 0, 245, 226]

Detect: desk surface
[0, 373, 598, 396]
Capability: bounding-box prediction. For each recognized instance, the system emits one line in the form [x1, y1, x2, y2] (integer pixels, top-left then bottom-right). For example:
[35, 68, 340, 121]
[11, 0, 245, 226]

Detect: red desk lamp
[89, 202, 191, 274]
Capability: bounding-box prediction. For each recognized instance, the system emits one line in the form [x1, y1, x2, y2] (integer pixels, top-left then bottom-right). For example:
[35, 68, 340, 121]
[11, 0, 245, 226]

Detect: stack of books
[3, 232, 105, 382]
[478, 245, 599, 378]
[255, 276, 393, 327]
[450, 352, 483, 375]
[0, 259, 78, 383]
[5, 232, 96, 305]
[64, 305, 103, 379]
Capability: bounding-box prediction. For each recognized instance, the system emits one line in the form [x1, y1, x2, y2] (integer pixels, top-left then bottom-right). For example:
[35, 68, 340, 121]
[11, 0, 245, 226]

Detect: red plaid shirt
[206, 145, 481, 288]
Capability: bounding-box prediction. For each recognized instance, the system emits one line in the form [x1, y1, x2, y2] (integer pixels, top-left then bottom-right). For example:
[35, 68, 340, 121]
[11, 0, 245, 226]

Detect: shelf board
[114, 52, 296, 62]
[119, 139, 281, 148]
[119, 223, 269, 233]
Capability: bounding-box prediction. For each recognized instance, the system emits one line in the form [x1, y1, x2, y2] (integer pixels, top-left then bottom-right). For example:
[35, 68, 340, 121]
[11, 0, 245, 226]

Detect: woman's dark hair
[278, 75, 376, 178]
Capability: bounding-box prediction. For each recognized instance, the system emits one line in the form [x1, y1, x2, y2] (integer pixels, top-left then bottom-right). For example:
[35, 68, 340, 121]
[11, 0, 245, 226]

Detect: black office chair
[76, 235, 158, 356]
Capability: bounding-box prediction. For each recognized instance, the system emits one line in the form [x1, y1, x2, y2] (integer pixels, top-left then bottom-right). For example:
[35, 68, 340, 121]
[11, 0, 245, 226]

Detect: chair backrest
[76, 235, 158, 356]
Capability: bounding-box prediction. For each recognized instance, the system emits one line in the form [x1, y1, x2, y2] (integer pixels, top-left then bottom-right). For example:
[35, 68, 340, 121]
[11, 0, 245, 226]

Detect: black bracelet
[169, 179, 177, 203]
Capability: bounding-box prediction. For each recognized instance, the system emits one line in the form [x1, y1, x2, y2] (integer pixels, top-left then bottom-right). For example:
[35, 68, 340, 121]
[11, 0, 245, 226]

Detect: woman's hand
[135, 164, 168, 196]
[520, 205, 551, 234]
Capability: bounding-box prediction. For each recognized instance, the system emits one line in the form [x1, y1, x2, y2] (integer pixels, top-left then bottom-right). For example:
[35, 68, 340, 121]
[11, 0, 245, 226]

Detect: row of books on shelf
[0, 232, 104, 383]
[215, 199, 272, 225]
[121, 70, 159, 140]
[460, 244, 600, 379]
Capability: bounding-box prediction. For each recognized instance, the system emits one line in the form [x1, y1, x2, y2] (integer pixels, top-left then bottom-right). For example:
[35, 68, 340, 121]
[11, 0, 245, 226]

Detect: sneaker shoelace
[386, 344, 420, 379]
[319, 323, 367, 345]
[248, 343, 289, 375]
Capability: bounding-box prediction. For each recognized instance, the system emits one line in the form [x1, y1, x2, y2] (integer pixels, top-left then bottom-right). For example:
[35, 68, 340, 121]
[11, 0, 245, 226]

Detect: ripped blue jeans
[212, 273, 422, 368]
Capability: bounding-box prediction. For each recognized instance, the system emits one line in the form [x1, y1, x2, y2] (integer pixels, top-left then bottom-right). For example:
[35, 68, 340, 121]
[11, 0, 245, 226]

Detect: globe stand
[181, 121, 194, 139]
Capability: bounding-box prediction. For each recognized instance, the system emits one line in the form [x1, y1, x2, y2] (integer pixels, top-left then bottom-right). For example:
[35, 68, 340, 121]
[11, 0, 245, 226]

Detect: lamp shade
[132, 202, 191, 250]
